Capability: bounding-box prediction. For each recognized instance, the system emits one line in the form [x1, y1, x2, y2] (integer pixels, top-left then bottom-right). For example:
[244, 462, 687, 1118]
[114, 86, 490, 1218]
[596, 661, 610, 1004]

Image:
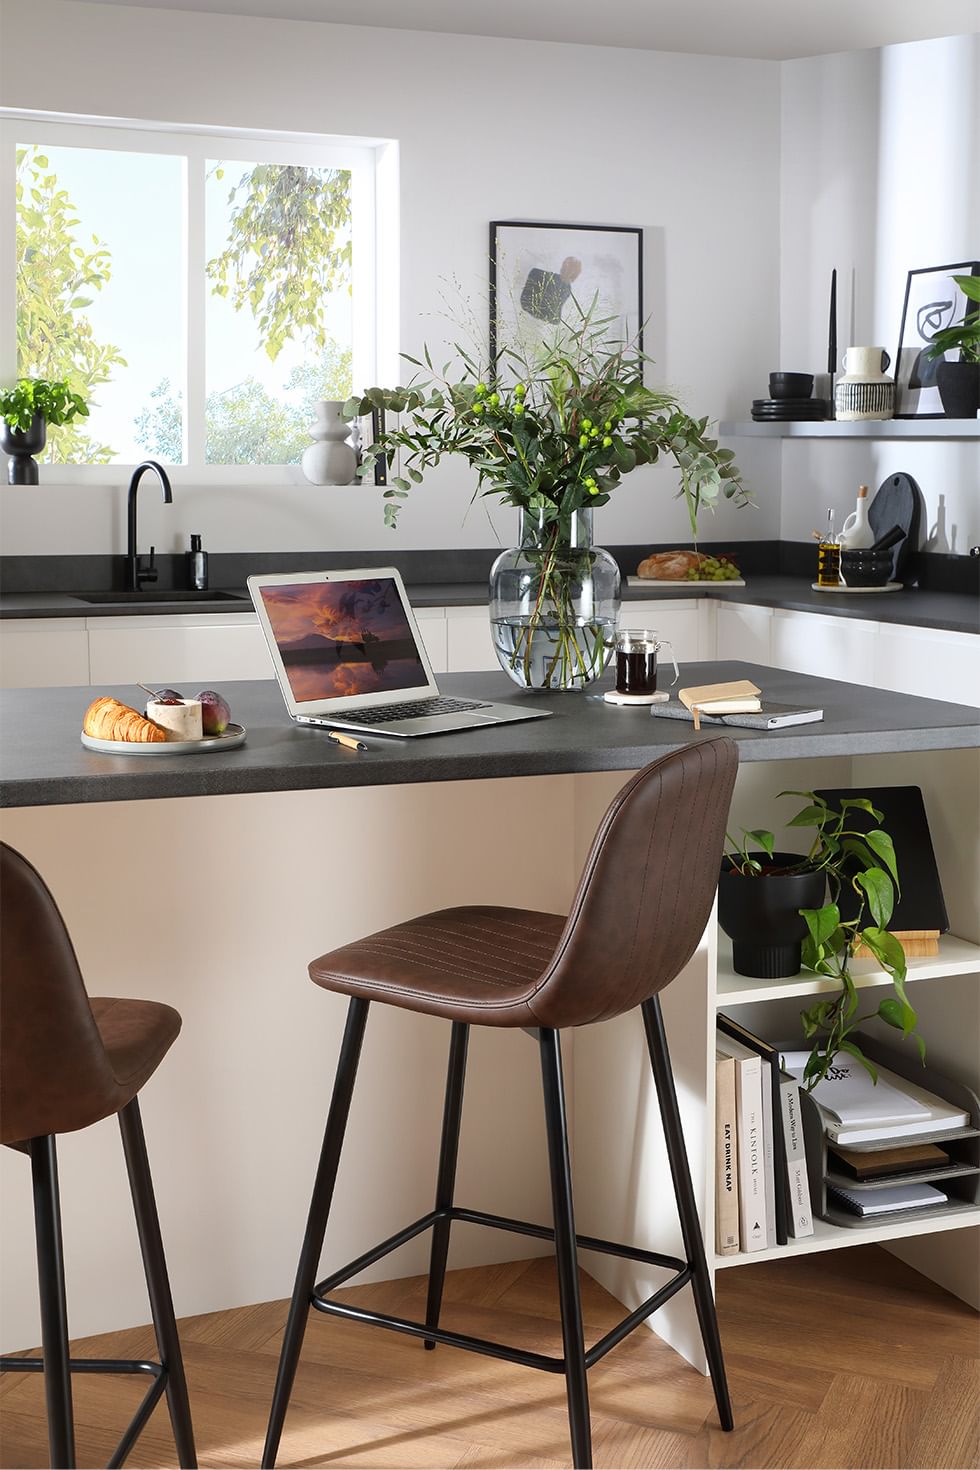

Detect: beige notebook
[679, 680, 761, 730]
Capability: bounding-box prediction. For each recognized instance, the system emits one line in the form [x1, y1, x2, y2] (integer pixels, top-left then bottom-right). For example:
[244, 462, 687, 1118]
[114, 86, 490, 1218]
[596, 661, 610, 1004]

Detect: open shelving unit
[712, 929, 980, 1272]
[718, 419, 980, 439]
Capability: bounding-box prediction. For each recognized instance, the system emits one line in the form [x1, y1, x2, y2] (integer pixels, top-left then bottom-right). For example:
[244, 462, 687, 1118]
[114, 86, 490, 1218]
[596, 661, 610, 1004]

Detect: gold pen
[327, 730, 368, 752]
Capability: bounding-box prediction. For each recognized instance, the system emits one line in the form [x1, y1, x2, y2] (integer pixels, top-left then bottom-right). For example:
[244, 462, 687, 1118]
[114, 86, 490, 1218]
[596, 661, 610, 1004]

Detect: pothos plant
[343, 297, 748, 534]
[727, 791, 921, 1090]
[0, 378, 89, 434]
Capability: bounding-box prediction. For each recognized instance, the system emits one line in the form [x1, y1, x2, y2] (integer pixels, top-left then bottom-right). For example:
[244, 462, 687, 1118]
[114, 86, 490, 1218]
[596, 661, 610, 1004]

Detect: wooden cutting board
[869, 472, 923, 580]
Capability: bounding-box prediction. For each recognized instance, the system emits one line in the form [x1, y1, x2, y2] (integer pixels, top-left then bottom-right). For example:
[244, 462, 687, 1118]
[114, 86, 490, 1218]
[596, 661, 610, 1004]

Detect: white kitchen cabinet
[715, 602, 772, 665]
[770, 607, 878, 686]
[620, 599, 703, 662]
[0, 619, 89, 688]
[874, 624, 980, 707]
[446, 605, 499, 673]
[87, 613, 273, 685]
[413, 607, 448, 673]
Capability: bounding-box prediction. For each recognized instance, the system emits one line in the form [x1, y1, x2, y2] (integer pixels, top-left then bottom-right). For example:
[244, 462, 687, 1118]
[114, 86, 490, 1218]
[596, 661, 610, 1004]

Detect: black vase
[718, 852, 826, 978]
[1, 413, 47, 484]
[936, 361, 980, 419]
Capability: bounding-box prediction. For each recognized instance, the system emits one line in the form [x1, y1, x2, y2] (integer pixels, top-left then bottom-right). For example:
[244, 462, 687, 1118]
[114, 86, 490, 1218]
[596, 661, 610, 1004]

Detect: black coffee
[616, 648, 658, 695]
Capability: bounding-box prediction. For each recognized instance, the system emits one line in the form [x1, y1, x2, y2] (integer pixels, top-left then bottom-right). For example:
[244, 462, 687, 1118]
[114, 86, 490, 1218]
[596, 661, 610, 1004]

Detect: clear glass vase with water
[489, 508, 621, 691]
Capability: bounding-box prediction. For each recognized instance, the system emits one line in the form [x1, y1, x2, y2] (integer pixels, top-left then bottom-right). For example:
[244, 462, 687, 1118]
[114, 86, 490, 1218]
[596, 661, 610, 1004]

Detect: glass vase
[489, 508, 621, 690]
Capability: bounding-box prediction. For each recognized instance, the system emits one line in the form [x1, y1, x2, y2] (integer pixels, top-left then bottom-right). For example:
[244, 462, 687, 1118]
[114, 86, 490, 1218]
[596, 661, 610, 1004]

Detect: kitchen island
[1, 663, 977, 1377]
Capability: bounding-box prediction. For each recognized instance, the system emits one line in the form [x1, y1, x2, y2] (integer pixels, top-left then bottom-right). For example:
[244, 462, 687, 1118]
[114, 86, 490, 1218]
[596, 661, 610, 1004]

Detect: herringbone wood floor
[1, 1245, 977, 1468]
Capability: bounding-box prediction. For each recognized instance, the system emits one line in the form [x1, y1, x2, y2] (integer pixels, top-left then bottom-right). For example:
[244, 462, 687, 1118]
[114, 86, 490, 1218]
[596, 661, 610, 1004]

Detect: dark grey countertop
[2, 662, 977, 809]
[2, 577, 976, 633]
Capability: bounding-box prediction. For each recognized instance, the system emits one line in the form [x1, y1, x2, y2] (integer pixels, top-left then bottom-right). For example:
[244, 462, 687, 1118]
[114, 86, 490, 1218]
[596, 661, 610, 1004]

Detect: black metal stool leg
[424, 1021, 469, 1349]
[641, 996, 734, 1431]
[539, 1028, 592, 1470]
[118, 1097, 198, 1468]
[263, 996, 370, 1469]
[30, 1135, 76, 1470]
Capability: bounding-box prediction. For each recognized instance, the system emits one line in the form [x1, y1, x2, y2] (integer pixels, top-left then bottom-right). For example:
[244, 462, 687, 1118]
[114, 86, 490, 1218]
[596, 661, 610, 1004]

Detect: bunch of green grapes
[685, 556, 741, 581]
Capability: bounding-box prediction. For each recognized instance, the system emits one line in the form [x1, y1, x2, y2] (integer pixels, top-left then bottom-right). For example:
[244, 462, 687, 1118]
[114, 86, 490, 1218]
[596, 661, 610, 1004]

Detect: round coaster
[603, 689, 670, 706]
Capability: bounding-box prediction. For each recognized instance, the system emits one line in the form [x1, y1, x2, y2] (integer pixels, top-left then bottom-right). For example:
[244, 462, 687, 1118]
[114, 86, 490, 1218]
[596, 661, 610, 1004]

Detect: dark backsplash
[1, 541, 977, 597]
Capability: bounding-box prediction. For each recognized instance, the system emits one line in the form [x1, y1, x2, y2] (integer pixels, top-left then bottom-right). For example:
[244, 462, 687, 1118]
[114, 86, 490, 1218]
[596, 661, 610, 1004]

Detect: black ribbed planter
[936, 361, 979, 419]
[718, 852, 826, 978]
[1, 413, 46, 485]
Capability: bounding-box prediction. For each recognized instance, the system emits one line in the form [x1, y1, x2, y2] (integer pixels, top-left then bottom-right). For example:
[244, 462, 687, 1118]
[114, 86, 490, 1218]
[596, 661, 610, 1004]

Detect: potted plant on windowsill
[925, 272, 980, 419]
[343, 300, 749, 690]
[0, 379, 90, 484]
[720, 791, 919, 1089]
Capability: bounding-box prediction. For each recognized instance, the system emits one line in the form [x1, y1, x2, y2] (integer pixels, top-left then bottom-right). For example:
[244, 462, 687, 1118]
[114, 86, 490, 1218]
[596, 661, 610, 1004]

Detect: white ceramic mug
[840, 346, 891, 378]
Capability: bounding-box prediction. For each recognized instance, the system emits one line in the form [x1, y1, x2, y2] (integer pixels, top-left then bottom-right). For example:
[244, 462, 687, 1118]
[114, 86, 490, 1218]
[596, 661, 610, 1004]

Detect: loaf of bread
[83, 697, 168, 743]
[636, 550, 701, 580]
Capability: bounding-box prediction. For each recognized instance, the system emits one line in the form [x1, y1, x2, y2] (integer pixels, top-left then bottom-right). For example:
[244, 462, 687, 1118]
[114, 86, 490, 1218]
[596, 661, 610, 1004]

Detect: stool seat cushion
[89, 997, 182, 1096]
[309, 906, 567, 1026]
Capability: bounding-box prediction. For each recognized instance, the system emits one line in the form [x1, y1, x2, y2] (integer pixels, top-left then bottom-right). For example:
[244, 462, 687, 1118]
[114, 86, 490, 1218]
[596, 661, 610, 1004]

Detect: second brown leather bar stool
[263, 739, 738, 1469]
[0, 842, 197, 1470]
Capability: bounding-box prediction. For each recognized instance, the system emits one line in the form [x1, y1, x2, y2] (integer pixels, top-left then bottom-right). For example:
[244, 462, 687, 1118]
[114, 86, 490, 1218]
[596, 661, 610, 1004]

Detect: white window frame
[0, 111, 396, 485]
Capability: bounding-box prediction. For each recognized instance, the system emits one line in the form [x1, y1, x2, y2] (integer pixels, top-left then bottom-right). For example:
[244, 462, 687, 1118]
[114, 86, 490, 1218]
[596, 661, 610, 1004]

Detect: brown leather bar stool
[263, 739, 738, 1470]
[0, 842, 197, 1469]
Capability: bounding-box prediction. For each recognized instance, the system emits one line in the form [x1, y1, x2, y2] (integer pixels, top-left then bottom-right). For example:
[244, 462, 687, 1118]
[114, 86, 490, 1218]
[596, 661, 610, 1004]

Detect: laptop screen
[255, 576, 428, 705]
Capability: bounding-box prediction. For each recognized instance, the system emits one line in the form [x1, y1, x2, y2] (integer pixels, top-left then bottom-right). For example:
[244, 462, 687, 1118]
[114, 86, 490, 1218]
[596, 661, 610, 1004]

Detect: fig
[144, 687, 184, 715]
[196, 689, 231, 735]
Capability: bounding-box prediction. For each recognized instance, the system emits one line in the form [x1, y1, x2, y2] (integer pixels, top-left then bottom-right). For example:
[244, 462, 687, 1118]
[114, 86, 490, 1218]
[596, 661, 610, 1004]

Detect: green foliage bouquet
[345, 301, 748, 535]
[925, 273, 980, 364]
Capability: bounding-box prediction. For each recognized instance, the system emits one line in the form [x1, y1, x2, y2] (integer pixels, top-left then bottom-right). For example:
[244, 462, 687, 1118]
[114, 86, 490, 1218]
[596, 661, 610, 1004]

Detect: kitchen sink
[75, 590, 249, 604]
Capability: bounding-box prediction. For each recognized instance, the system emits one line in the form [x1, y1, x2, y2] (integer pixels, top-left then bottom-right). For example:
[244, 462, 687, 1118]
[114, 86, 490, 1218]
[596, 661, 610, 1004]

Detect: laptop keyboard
[345, 696, 494, 725]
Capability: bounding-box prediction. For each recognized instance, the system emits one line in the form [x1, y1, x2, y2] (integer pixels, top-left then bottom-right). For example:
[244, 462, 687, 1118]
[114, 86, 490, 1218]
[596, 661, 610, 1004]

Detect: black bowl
[840, 549, 893, 587]
[769, 372, 814, 400]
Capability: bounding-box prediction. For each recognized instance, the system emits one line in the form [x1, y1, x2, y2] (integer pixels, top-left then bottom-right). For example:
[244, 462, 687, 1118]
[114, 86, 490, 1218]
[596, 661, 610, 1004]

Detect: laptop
[247, 568, 553, 737]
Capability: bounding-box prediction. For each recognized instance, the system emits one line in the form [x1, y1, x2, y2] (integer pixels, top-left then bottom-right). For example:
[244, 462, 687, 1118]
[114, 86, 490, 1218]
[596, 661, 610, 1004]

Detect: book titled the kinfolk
[716, 1034, 768, 1252]
[715, 1051, 740, 1255]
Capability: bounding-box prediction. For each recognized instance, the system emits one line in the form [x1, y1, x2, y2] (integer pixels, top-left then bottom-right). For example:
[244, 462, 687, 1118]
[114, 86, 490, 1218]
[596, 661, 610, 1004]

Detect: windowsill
[0, 463, 348, 488]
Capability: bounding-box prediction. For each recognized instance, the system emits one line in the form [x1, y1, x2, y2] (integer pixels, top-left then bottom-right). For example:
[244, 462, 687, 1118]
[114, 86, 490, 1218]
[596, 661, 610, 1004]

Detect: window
[2, 118, 382, 474]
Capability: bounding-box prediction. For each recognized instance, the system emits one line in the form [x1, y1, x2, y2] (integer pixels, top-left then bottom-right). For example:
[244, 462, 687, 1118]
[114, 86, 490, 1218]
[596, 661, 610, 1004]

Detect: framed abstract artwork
[489, 221, 643, 370]
[894, 260, 980, 417]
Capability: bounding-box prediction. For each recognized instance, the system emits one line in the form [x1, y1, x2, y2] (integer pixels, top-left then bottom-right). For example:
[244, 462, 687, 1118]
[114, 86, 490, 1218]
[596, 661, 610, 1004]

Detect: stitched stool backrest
[0, 842, 119, 1145]
[527, 739, 738, 1029]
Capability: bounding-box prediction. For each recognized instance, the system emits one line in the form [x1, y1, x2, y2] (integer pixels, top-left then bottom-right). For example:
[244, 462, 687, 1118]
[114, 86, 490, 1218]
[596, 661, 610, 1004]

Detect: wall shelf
[718, 419, 980, 439]
[716, 933, 980, 1008]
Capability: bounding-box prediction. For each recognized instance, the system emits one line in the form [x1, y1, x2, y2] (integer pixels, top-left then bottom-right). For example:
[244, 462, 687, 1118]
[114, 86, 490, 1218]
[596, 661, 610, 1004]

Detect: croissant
[83, 697, 168, 743]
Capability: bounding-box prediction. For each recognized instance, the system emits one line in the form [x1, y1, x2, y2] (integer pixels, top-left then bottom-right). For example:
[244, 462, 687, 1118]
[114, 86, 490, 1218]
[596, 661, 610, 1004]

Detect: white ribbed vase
[301, 401, 358, 485]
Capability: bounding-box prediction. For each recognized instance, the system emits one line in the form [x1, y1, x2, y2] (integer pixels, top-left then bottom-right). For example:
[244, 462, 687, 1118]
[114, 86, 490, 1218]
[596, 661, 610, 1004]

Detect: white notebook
[828, 1182, 948, 1217]
[782, 1051, 968, 1145]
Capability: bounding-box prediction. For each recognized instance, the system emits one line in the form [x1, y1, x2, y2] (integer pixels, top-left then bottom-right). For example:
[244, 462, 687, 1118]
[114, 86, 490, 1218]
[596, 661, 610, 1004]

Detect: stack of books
[715, 1017, 814, 1255]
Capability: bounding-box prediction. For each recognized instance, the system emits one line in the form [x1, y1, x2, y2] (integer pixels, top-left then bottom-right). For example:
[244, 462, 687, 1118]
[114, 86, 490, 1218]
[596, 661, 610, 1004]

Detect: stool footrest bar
[311, 1297, 565, 1373]
[0, 1357, 168, 1469]
[309, 1206, 695, 1376]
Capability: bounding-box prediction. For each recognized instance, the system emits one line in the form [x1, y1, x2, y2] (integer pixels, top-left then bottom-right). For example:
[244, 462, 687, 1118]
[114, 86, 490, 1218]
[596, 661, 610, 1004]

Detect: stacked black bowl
[753, 372, 827, 422]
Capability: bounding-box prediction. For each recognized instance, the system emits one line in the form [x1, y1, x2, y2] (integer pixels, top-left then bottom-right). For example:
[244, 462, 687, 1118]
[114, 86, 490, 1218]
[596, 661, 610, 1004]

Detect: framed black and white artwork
[895, 260, 980, 417]
[489, 221, 643, 370]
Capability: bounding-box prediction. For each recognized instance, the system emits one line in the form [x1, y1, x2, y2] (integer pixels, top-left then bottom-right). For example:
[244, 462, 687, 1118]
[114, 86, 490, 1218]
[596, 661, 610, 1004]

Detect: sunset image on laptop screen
[259, 579, 425, 702]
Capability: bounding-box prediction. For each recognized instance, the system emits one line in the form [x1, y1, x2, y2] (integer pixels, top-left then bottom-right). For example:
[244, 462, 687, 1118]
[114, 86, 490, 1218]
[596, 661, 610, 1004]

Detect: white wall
[0, 0, 782, 556]
[778, 35, 980, 550]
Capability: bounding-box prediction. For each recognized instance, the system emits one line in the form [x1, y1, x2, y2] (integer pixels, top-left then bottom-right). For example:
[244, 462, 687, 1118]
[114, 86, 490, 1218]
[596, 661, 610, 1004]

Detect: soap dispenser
[187, 533, 208, 591]
[839, 485, 875, 550]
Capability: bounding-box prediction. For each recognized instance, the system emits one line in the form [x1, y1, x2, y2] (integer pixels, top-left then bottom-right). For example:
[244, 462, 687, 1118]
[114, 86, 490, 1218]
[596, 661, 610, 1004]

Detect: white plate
[80, 722, 247, 755]
[627, 576, 746, 588]
[810, 582, 902, 594]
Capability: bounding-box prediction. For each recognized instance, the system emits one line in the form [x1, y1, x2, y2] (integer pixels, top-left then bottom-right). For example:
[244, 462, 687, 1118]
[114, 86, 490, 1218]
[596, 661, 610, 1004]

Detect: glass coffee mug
[614, 628, 679, 698]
